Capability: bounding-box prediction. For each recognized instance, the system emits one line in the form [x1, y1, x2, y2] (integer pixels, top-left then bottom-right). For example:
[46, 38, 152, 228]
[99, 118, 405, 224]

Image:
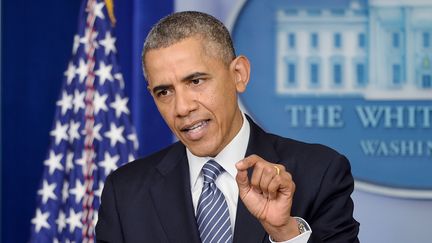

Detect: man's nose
[175, 90, 198, 117]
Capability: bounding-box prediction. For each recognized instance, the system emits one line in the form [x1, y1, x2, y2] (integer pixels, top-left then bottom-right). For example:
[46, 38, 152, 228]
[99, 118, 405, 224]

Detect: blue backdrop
[1, 1, 173, 242]
[2, 1, 432, 243]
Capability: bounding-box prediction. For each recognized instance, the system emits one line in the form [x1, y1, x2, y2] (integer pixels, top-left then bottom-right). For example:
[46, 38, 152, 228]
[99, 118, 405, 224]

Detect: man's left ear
[230, 55, 250, 93]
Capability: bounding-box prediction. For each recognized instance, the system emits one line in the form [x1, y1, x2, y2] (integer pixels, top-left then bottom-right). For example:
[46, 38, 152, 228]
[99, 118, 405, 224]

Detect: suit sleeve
[95, 174, 125, 243]
[308, 154, 360, 243]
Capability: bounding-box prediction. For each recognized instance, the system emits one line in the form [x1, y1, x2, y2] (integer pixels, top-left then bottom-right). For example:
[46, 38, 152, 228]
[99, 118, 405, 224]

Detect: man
[96, 11, 359, 243]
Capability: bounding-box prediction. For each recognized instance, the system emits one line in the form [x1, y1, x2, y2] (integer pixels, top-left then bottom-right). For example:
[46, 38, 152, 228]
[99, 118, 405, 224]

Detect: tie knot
[202, 160, 224, 184]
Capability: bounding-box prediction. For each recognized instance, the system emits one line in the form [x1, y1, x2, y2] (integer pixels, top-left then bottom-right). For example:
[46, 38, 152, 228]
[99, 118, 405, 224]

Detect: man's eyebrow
[181, 72, 209, 82]
[151, 72, 209, 94]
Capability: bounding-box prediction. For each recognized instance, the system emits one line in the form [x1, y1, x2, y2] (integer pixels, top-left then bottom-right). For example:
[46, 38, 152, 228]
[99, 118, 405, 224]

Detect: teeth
[186, 121, 206, 131]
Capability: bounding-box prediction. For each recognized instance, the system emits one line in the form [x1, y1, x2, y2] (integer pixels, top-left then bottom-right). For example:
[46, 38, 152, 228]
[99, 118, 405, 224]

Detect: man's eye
[191, 79, 203, 85]
[157, 90, 169, 97]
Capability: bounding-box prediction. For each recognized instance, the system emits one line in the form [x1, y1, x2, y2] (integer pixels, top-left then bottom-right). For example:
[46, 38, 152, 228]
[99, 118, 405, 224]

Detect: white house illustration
[275, 0, 432, 100]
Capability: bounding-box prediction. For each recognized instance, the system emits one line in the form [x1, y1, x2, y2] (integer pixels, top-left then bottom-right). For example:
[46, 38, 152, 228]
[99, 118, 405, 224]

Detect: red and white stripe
[82, 0, 98, 242]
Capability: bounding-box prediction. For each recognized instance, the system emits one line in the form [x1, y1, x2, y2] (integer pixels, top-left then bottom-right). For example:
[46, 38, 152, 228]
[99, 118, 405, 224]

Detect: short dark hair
[142, 11, 236, 75]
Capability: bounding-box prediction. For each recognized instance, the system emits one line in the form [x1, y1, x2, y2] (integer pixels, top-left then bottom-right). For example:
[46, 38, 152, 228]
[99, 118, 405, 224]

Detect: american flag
[29, 0, 138, 242]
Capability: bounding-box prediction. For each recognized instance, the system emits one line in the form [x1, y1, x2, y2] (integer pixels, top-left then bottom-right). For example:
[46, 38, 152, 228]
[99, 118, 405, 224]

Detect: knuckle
[275, 176, 282, 184]
[269, 183, 278, 192]
[264, 166, 273, 174]
[250, 176, 260, 186]
[249, 154, 259, 161]
[255, 162, 265, 170]
[284, 171, 292, 180]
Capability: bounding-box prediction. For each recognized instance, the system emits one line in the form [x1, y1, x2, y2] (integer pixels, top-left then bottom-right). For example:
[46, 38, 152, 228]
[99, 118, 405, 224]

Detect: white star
[95, 181, 104, 199]
[110, 95, 129, 118]
[93, 212, 99, 229]
[69, 179, 86, 204]
[75, 151, 87, 175]
[75, 151, 87, 169]
[69, 120, 81, 143]
[72, 34, 80, 54]
[114, 73, 125, 89]
[72, 89, 85, 113]
[100, 31, 116, 55]
[38, 180, 57, 203]
[81, 123, 103, 141]
[56, 210, 67, 233]
[31, 208, 50, 233]
[93, 91, 108, 114]
[99, 152, 119, 176]
[75, 58, 88, 83]
[95, 61, 114, 85]
[93, 123, 103, 141]
[104, 123, 126, 147]
[56, 91, 73, 115]
[65, 151, 74, 173]
[128, 154, 136, 163]
[80, 29, 99, 53]
[61, 180, 69, 202]
[50, 121, 69, 145]
[64, 62, 76, 84]
[75, 151, 96, 176]
[66, 208, 83, 233]
[91, 2, 105, 19]
[44, 151, 64, 175]
[127, 133, 139, 150]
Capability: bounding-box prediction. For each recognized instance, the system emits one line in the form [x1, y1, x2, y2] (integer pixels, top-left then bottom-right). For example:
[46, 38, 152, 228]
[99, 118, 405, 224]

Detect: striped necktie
[196, 160, 233, 243]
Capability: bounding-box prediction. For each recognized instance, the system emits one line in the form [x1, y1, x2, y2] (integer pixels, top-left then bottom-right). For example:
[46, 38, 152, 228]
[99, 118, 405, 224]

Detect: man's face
[145, 37, 248, 157]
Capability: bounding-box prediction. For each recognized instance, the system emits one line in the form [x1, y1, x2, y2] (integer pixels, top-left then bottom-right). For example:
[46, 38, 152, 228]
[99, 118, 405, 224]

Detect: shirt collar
[188, 112, 250, 188]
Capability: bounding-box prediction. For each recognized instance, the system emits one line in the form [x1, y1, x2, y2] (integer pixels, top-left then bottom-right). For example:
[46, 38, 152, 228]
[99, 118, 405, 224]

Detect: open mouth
[181, 119, 210, 133]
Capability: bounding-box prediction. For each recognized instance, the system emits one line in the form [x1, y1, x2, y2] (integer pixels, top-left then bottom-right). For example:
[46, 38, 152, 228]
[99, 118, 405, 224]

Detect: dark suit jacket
[96, 118, 360, 243]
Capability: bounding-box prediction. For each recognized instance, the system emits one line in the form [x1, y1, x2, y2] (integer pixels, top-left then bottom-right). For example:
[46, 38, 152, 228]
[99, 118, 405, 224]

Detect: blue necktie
[196, 160, 233, 243]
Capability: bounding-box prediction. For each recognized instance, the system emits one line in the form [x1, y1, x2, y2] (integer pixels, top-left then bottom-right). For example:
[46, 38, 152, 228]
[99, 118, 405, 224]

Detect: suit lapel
[148, 117, 280, 243]
[233, 116, 280, 242]
[149, 143, 201, 243]
[233, 199, 267, 243]
[245, 116, 280, 164]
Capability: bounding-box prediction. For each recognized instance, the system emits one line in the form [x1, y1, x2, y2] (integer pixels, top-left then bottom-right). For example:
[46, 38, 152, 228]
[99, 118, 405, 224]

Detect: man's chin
[186, 144, 219, 158]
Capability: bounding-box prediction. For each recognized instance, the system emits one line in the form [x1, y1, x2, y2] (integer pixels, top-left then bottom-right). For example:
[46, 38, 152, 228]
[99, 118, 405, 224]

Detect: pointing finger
[235, 154, 261, 171]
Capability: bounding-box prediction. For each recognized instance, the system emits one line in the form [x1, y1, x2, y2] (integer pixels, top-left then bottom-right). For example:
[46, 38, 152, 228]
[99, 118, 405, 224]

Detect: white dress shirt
[187, 113, 311, 243]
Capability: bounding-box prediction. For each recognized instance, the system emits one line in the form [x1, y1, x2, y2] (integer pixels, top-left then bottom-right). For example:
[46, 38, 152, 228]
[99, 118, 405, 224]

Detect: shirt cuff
[269, 217, 312, 243]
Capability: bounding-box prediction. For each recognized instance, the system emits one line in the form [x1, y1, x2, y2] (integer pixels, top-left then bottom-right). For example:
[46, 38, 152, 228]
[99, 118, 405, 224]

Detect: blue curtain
[1, 1, 173, 242]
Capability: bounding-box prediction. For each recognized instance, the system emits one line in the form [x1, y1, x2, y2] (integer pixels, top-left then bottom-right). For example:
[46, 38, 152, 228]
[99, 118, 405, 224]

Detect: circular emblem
[231, 0, 432, 198]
